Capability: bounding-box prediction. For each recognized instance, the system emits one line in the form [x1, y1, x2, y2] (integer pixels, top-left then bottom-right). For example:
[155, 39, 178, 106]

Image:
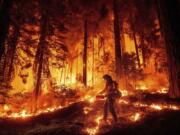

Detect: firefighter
[100, 74, 121, 123]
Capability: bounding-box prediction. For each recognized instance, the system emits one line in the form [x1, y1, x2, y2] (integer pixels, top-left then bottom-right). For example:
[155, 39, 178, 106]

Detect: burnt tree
[83, 18, 88, 86]
[7, 24, 20, 81]
[0, 0, 12, 81]
[7, 5, 22, 82]
[140, 32, 146, 68]
[0, 0, 12, 61]
[113, 0, 122, 79]
[157, 0, 180, 98]
[34, 0, 48, 102]
[131, 16, 141, 68]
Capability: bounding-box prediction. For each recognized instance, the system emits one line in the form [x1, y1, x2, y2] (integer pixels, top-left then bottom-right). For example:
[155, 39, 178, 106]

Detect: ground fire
[0, 0, 179, 135]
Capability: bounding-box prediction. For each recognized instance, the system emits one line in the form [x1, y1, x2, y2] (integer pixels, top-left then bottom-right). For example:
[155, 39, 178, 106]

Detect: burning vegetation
[0, 0, 179, 135]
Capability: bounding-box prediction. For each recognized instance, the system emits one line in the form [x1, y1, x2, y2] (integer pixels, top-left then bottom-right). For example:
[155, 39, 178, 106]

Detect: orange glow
[0, 16, 169, 131]
[85, 115, 103, 135]
[150, 104, 162, 110]
[130, 113, 141, 122]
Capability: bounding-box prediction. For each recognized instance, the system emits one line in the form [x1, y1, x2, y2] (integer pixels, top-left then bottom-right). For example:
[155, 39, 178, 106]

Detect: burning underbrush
[0, 85, 84, 119]
[0, 84, 180, 135]
[82, 91, 180, 135]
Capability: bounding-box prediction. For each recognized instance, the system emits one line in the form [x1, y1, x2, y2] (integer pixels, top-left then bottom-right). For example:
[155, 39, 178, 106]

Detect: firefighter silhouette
[100, 74, 121, 123]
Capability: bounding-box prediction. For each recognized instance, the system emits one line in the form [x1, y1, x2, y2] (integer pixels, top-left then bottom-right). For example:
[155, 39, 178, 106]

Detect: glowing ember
[157, 87, 168, 94]
[89, 97, 95, 103]
[169, 105, 179, 110]
[130, 113, 141, 122]
[86, 115, 103, 135]
[150, 104, 163, 110]
[121, 90, 129, 96]
[136, 85, 148, 91]
[83, 107, 92, 114]
[118, 99, 129, 104]
[3, 104, 10, 111]
[95, 115, 102, 125]
[133, 102, 148, 107]
[86, 127, 99, 135]
[84, 95, 96, 103]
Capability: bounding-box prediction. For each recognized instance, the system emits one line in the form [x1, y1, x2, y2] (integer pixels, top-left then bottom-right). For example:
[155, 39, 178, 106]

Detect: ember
[131, 113, 141, 122]
[85, 115, 103, 135]
[150, 104, 163, 111]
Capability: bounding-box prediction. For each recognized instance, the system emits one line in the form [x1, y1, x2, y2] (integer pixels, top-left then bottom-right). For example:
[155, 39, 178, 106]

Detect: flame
[84, 95, 96, 103]
[134, 113, 140, 121]
[86, 115, 103, 135]
[83, 107, 92, 114]
[150, 104, 163, 110]
[133, 102, 180, 111]
[131, 113, 141, 122]
[136, 84, 148, 91]
[121, 90, 129, 96]
[157, 87, 168, 94]
[88, 97, 95, 103]
[0, 100, 71, 119]
[3, 104, 10, 111]
[118, 99, 129, 104]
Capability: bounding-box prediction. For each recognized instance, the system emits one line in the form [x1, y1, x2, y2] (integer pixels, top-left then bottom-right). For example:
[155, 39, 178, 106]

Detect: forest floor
[0, 92, 180, 135]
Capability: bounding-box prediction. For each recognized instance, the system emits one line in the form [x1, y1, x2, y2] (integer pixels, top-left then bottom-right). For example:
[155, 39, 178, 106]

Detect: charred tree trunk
[34, 1, 48, 101]
[7, 25, 20, 81]
[133, 31, 141, 68]
[140, 32, 146, 68]
[157, 0, 180, 98]
[113, 0, 122, 79]
[83, 19, 88, 86]
[0, 0, 12, 81]
[92, 36, 95, 86]
[131, 19, 141, 68]
[0, 0, 12, 61]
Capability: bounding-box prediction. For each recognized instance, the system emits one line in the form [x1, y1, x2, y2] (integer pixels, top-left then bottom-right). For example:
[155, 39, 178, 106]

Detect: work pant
[103, 97, 117, 122]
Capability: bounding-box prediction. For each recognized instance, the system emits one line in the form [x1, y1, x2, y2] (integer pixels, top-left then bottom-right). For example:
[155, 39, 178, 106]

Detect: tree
[33, 0, 70, 102]
[130, 12, 141, 68]
[83, 19, 88, 86]
[7, 3, 22, 82]
[125, 0, 159, 68]
[0, 0, 12, 82]
[33, 0, 49, 103]
[113, 0, 122, 79]
[157, 0, 180, 98]
[0, 0, 12, 61]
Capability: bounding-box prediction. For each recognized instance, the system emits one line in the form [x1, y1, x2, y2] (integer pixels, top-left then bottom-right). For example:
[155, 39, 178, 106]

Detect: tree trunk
[0, 0, 12, 82]
[7, 25, 20, 81]
[0, 0, 12, 61]
[140, 32, 146, 68]
[83, 19, 88, 86]
[113, 0, 122, 79]
[92, 36, 95, 86]
[34, 0, 48, 101]
[157, 0, 180, 98]
[131, 19, 141, 68]
[0, 54, 6, 81]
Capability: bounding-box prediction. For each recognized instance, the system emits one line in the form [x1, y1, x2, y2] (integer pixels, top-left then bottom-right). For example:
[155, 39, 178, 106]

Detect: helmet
[103, 74, 112, 82]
